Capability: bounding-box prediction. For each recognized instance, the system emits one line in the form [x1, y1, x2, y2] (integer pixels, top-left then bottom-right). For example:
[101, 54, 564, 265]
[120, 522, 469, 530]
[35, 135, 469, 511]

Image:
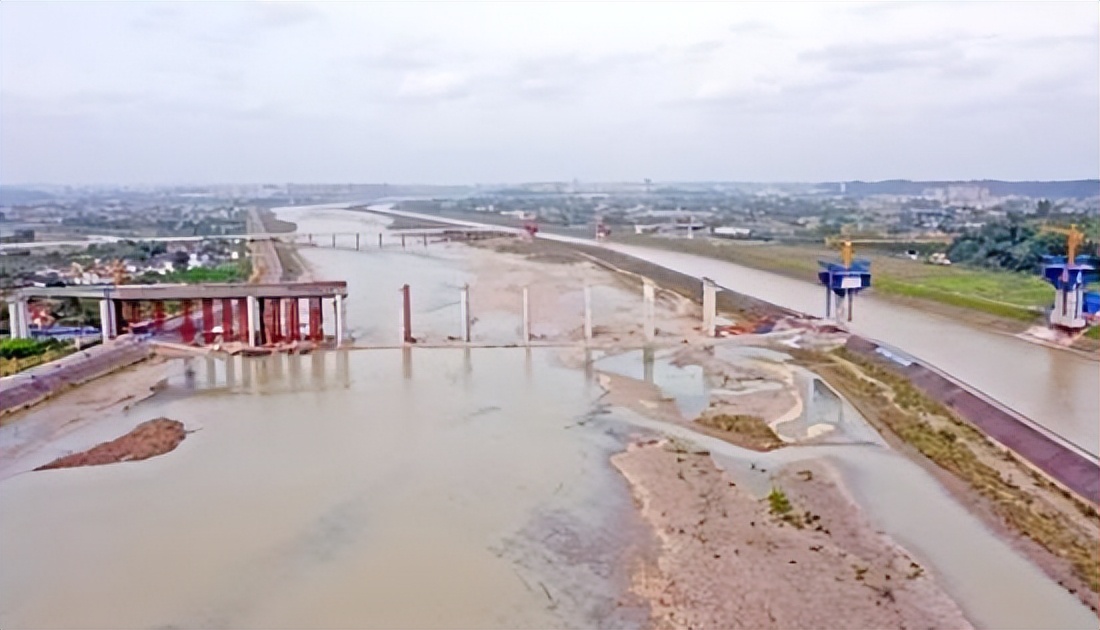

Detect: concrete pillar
[459, 284, 471, 343]
[246, 296, 260, 347]
[221, 298, 235, 342]
[400, 284, 412, 343]
[522, 286, 531, 345]
[98, 299, 114, 342]
[335, 294, 347, 347]
[7, 302, 18, 339]
[584, 286, 593, 342]
[308, 297, 323, 342]
[202, 298, 215, 344]
[378, 233, 383, 248]
[154, 300, 166, 332]
[8, 300, 26, 339]
[279, 298, 289, 342]
[642, 279, 656, 342]
[356, 233, 361, 251]
[21, 300, 32, 338]
[287, 298, 301, 342]
[702, 277, 718, 337]
[237, 297, 250, 345]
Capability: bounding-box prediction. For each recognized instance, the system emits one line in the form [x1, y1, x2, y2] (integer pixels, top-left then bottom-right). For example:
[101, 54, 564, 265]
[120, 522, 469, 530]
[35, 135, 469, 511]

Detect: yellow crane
[1041, 223, 1085, 263]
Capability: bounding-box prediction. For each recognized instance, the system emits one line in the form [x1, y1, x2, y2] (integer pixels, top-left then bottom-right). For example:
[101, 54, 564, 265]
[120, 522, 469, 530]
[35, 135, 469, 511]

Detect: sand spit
[612, 440, 972, 630]
[35, 418, 186, 471]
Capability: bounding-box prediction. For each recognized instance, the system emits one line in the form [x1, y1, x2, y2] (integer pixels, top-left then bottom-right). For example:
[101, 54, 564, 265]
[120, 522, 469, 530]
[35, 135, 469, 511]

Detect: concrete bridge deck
[4, 281, 348, 302]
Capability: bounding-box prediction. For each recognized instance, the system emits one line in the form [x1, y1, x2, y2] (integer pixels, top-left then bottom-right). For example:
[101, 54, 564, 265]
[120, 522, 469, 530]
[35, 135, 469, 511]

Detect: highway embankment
[0, 339, 153, 419]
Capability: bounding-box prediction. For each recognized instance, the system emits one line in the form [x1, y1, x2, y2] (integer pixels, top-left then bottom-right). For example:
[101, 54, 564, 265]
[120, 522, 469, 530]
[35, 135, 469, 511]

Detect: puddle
[593, 348, 710, 419]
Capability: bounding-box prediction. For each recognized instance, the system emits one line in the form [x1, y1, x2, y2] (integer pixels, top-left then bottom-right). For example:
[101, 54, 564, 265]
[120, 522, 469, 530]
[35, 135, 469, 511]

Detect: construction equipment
[1039, 223, 1095, 329]
[818, 237, 872, 323]
[1041, 223, 1086, 263]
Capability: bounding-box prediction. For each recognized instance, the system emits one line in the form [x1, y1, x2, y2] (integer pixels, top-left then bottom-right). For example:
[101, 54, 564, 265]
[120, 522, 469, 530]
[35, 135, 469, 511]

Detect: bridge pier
[8, 299, 29, 339]
[202, 298, 215, 344]
[154, 300, 166, 332]
[702, 277, 718, 337]
[583, 286, 593, 342]
[308, 297, 323, 342]
[642, 279, 656, 342]
[288, 298, 301, 342]
[221, 298, 235, 342]
[246, 296, 260, 347]
[98, 299, 115, 342]
[335, 294, 347, 347]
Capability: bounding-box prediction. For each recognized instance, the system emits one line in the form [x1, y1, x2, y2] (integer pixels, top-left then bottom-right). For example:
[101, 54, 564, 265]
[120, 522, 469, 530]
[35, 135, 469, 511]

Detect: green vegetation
[767, 487, 792, 515]
[0, 338, 75, 376]
[616, 234, 1054, 324]
[0, 338, 65, 359]
[697, 413, 785, 450]
[796, 347, 1100, 594]
[947, 218, 1098, 272]
[139, 262, 250, 285]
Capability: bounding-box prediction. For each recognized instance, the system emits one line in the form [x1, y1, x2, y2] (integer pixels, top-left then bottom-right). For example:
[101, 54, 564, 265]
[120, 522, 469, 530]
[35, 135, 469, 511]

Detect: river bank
[612, 234, 1100, 354]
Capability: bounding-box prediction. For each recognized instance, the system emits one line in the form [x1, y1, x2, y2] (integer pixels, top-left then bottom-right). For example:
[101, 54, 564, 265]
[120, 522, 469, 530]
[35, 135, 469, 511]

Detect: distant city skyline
[2, 2, 1097, 185]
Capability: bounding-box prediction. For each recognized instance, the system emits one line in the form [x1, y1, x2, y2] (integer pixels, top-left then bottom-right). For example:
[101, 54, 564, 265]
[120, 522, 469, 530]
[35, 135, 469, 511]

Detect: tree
[171, 250, 191, 270]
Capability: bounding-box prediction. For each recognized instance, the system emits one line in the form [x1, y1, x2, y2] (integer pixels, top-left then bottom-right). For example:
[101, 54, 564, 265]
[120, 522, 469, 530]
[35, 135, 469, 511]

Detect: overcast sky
[2, 1, 1097, 184]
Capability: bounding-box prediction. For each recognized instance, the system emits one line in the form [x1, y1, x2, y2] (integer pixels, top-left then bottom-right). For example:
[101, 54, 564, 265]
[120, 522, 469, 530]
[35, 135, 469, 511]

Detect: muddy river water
[0, 205, 1095, 629]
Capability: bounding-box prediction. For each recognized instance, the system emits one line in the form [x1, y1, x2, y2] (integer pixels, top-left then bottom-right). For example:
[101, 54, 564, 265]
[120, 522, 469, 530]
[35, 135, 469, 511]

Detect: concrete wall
[0, 341, 153, 417]
[845, 336, 1099, 505]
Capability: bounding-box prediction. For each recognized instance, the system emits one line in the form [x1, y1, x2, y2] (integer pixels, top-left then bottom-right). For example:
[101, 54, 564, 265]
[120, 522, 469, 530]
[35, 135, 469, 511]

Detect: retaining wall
[0, 341, 153, 417]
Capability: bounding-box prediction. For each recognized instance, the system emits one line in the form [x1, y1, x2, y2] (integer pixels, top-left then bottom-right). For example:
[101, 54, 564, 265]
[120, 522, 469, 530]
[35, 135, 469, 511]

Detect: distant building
[712, 226, 752, 238]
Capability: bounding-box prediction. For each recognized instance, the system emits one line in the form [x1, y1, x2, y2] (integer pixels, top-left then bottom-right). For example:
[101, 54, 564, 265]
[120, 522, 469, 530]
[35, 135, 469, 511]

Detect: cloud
[728, 20, 777, 35]
[799, 38, 961, 75]
[397, 71, 471, 100]
[241, 2, 323, 29]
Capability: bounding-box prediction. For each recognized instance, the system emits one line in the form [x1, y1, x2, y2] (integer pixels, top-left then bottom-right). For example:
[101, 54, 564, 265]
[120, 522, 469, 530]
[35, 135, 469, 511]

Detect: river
[0, 204, 1095, 629]
[372, 205, 1097, 456]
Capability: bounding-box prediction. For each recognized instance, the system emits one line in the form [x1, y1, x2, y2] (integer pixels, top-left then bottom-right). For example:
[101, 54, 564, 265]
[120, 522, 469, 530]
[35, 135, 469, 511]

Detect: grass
[697, 413, 785, 450]
[614, 235, 1054, 324]
[0, 339, 77, 376]
[792, 347, 1100, 594]
[161, 262, 250, 284]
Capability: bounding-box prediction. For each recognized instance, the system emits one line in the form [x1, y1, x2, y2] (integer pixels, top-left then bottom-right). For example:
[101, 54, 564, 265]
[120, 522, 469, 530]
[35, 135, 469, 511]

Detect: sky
[1, 1, 1097, 185]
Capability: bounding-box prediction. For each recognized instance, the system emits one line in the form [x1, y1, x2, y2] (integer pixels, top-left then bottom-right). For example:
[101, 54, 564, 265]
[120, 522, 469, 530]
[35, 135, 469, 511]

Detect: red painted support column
[309, 297, 323, 341]
[402, 284, 413, 343]
[271, 298, 283, 343]
[261, 299, 275, 345]
[202, 298, 215, 344]
[288, 298, 301, 341]
[237, 297, 250, 346]
[222, 298, 235, 341]
[180, 300, 196, 344]
[154, 301, 166, 332]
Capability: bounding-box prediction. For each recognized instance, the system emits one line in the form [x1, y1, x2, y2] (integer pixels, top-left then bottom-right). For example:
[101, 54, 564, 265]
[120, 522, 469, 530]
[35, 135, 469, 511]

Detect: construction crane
[1041, 223, 1086, 263]
[1039, 223, 1096, 329]
[818, 233, 872, 323]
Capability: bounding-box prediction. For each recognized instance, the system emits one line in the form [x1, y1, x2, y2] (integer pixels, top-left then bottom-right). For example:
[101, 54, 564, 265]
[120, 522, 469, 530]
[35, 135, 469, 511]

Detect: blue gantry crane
[1040, 224, 1097, 330]
[818, 238, 872, 322]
